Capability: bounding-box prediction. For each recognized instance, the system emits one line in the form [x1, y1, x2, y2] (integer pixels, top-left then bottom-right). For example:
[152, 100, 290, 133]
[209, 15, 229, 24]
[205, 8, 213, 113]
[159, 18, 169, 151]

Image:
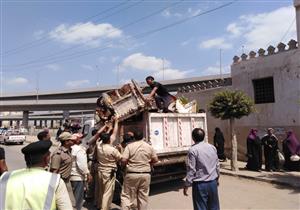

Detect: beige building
[178, 1, 300, 160]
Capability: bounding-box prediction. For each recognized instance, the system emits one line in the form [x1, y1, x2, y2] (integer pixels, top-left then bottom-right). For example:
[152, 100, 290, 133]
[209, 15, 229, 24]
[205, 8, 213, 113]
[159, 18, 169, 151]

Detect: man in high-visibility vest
[0, 140, 73, 210]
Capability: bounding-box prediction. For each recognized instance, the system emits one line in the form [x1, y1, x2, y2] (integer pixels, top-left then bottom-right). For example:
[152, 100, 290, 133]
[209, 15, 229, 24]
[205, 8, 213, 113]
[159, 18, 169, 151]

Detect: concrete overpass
[0, 74, 231, 101]
[0, 74, 232, 128]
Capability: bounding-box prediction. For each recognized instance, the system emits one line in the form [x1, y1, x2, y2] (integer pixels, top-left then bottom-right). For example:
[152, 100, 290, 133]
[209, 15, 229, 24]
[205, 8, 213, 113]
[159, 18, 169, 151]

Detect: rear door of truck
[147, 113, 207, 155]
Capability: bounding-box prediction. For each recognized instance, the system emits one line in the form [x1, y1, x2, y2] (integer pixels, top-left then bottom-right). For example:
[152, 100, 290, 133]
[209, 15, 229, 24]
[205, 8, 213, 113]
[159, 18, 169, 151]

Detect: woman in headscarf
[214, 127, 226, 161]
[282, 131, 300, 171]
[246, 129, 262, 171]
[261, 128, 279, 171]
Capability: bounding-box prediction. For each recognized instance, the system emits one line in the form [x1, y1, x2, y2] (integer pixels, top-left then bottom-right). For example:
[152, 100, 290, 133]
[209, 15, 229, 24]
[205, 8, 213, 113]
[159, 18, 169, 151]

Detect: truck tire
[20, 142, 24, 145]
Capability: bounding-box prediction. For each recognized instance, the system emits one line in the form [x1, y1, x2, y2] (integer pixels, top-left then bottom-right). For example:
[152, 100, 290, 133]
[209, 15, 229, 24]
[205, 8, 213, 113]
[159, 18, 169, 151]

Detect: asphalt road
[2, 143, 300, 210]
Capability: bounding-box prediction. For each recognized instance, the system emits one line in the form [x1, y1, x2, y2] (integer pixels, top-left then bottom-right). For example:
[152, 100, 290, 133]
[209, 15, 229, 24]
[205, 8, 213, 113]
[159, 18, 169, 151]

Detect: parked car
[0, 129, 26, 145]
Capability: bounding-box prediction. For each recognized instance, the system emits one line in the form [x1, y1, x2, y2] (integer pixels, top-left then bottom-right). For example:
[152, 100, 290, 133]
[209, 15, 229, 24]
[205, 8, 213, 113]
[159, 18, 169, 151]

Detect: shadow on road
[150, 179, 184, 196]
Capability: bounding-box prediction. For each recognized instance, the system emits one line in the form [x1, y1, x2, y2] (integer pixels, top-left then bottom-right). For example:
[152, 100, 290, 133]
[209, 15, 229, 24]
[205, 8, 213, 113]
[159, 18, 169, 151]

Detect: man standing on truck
[121, 130, 158, 210]
[183, 128, 220, 210]
[145, 76, 176, 113]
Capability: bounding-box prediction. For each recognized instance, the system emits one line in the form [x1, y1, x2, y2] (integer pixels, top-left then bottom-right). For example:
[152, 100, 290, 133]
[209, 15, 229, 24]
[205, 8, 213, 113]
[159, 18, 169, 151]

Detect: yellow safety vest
[0, 168, 59, 210]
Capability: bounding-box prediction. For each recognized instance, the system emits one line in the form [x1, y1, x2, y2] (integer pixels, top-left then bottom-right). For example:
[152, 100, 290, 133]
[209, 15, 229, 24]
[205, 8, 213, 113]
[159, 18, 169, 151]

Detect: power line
[4, 0, 237, 72]
[1, 0, 131, 56]
[279, 18, 296, 43]
[4, 0, 182, 68]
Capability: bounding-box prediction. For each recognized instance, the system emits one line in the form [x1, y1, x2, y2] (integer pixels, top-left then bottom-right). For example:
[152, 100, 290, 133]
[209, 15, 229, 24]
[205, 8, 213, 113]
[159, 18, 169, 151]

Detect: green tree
[208, 90, 255, 171]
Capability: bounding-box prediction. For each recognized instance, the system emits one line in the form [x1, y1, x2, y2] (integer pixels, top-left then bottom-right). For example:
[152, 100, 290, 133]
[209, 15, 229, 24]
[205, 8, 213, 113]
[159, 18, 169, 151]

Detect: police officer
[0, 140, 72, 210]
[96, 119, 122, 210]
[121, 130, 158, 210]
[50, 132, 74, 183]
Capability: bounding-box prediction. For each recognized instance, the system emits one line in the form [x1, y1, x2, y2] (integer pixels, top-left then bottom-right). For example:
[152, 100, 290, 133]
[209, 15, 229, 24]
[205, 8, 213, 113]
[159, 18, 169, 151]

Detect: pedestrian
[183, 128, 220, 210]
[213, 127, 226, 161]
[145, 76, 176, 113]
[0, 140, 73, 210]
[0, 146, 8, 176]
[50, 132, 74, 183]
[282, 131, 300, 171]
[37, 130, 51, 141]
[121, 130, 158, 210]
[56, 127, 63, 140]
[96, 119, 122, 210]
[246, 129, 262, 171]
[70, 133, 92, 210]
[261, 128, 279, 171]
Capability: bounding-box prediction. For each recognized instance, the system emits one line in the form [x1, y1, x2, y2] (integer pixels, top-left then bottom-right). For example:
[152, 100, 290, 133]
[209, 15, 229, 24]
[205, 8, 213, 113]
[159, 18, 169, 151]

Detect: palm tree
[208, 90, 254, 171]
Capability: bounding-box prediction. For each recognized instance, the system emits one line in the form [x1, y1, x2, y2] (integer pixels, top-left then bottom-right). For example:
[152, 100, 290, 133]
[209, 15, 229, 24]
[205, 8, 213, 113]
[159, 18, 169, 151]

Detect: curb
[220, 170, 299, 189]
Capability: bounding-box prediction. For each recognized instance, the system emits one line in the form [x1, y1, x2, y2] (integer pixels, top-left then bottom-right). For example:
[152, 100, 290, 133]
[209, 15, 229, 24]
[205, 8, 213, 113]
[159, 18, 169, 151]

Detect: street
[2, 143, 300, 210]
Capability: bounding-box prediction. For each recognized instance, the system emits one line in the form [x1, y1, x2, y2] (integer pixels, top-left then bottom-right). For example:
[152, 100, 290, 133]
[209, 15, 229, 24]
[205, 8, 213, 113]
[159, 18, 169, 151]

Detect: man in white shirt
[70, 133, 92, 210]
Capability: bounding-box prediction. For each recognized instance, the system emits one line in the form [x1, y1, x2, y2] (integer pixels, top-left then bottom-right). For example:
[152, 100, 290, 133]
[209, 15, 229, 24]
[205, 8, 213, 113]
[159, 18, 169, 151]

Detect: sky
[0, 0, 297, 94]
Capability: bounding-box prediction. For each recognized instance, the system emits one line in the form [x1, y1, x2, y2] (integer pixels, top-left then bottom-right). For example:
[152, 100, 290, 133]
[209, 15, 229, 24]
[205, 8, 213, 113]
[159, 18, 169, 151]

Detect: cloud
[199, 37, 232, 49]
[180, 39, 192, 47]
[227, 6, 296, 50]
[161, 9, 182, 18]
[226, 23, 242, 37]
[65, 79, 89, 88]
[162, 7, 202, 19]
[98, 56, 106, 63]
[121, 53, 170, 72]
[45, 64, 61, 71]
[200, 63, 230, 76]
[111, 56, 120, 63]
[34, 30, 45, 39]
[6, 77, 29, 85]
[49, 22, 123, 47]
[153, 68, 191, 80]
[81, 64, 94, 71]
[121, 53, 192, 80]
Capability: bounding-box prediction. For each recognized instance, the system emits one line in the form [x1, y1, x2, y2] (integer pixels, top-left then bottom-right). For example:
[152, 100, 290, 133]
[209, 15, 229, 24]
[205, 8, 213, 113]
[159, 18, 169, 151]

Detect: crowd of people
[0, 118, 160, 210]
[246, 128, 300, 172]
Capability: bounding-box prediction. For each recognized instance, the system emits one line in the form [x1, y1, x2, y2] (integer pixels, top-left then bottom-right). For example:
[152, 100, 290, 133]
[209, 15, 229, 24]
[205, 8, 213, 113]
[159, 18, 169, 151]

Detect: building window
[252, 77, 275, 104]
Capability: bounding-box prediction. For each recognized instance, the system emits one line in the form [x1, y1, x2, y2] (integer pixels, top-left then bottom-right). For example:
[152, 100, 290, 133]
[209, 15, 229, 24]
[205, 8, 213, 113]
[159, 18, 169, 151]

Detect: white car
[0, 130, 26, 145]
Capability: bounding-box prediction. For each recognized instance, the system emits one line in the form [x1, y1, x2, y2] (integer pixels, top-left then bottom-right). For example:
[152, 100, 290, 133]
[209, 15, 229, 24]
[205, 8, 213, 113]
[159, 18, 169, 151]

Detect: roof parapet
[232, 39, 298, 64]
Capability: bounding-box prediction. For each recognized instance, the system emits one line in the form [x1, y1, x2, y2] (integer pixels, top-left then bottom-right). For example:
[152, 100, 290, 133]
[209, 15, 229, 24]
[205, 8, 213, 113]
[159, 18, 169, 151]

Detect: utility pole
[117, 64, 120, 86]
[36, 70, 39, 103]
[162, 58, 165, 80]
[95, 65, 100, 87]
[219, 48, 223, 80]
[0, 0, 3, 104]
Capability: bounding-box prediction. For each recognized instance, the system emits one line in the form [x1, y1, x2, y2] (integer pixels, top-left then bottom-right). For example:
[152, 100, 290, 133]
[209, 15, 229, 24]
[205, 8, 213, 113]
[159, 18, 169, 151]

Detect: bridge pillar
[34, 120, 37, 127]
[50, 120, 54, 128]
[63, 110, 70, 120]
[16, 120, 20, 127]
[59, 120, 63, 126]
[44, 120, 48, 128]
[22, 110, 29, 129]
[40, 120, 43, 128]
[0, 121, 2, 127]
[9, 120, 13, 127]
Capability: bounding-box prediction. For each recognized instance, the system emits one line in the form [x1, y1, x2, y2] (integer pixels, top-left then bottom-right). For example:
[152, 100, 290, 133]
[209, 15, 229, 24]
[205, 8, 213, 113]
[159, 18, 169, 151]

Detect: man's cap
[59, 132, 74, 141]
[21, 140, 52, 156]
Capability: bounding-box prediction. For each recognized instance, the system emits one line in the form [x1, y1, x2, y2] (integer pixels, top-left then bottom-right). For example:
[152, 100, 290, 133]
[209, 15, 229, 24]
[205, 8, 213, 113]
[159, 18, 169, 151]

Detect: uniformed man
[121, 130, 158, 210]
[96, 119, 122, 210]
[50, 132, 74, 183]
[0, 140, 73, 210]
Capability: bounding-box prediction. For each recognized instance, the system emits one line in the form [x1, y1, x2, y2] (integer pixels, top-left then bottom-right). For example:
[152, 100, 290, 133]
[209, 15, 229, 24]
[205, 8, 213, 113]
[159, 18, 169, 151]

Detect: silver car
[0, 130, 26, 145]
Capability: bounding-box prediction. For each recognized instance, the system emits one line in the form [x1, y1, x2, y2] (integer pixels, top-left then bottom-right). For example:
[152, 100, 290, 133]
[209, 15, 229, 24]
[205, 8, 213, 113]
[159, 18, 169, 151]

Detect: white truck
[82, 111, 207, 183]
